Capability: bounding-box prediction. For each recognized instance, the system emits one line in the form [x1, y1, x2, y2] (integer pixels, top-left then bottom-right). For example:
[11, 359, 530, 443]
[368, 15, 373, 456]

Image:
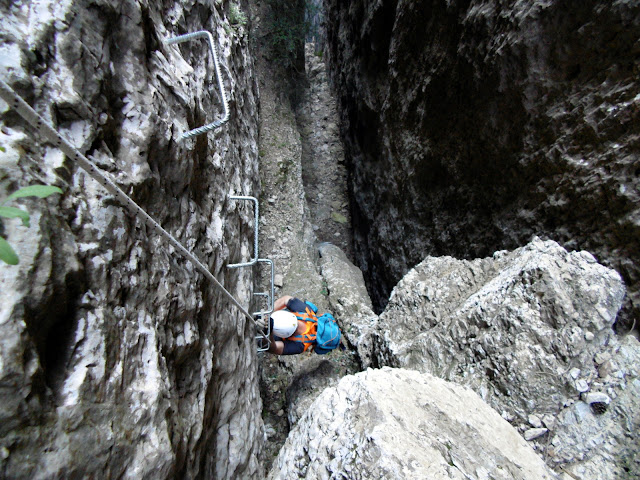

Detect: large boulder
[269, 367, 555, 480]
[318, 242, 378, 349]
[361, 238, 638, 478]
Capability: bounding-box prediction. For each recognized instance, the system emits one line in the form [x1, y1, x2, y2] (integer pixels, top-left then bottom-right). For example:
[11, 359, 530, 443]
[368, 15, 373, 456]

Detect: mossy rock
[331, 211, 347, 224]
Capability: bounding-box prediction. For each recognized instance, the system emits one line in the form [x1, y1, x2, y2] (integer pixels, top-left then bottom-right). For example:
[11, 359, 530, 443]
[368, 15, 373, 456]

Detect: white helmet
[271, 310, 298, 338]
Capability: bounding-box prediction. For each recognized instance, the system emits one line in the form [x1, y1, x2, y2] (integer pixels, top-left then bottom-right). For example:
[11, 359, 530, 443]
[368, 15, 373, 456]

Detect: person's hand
[255, 314, 267, 329]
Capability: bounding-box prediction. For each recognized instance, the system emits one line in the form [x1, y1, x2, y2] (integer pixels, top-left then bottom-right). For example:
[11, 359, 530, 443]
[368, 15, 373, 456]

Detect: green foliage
[269, 15, 304, 68]
[229, 3, 247, 27]
[0, 184, 63, 265]
[0, 206, 31, 227]
[265, 0, 315, 71]
[331, 211, 347, 224]
[0, 236, 18, 265]
[5, 185, 63, 202]
[321, 279, 328, 297]
[276, 157, 295, 185]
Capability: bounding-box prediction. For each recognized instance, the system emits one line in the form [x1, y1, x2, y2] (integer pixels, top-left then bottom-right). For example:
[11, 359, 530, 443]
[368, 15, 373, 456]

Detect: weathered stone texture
[0, 1, 261, 478]
[297, 44, 352, 259]
[360, 238, 639, 478]
[324, 0, 640, 325]
[269, 367, 555, 480]
[318, 242, 377, 349]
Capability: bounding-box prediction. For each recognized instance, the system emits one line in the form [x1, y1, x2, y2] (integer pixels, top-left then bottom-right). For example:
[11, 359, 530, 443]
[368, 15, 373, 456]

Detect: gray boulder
[360, 238, 638, 478]
[268, 367, 555, 480]
[318, 242, 378, 348]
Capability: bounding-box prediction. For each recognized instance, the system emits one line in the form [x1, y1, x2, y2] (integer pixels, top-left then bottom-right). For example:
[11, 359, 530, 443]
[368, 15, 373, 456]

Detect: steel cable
[0, 78, 257, 326]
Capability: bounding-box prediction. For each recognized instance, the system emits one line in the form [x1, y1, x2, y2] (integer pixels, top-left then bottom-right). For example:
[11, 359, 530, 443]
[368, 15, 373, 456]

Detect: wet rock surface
[361, 238, 639, 478]
[0, 1, 262, 478]
[324, 0, 640, 328]
[269, 367, 556, 480]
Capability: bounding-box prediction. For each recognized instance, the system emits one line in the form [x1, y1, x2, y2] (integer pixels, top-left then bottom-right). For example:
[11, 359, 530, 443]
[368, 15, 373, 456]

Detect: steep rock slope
[324, 0, 640, 323]
[360, 238, 638, 479]
[296, 44, 353, 259]
[269, 367, 555, 480]
[0, 1, 261, 478]
[250, 0, 334, 467]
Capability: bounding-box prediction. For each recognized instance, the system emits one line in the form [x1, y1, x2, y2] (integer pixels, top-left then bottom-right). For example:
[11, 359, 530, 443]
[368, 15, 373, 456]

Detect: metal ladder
[254, 258, 274, 351]
[227, 196, 274, 352]
[165, 31, 274, 350]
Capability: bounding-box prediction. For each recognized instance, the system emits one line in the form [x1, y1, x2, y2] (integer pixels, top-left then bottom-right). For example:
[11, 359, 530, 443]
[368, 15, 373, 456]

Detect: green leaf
[0, 146, 6, 152]
[5, 185, 63, 202]
[0, 206, 30, 227]
[0, 236, 19, 265]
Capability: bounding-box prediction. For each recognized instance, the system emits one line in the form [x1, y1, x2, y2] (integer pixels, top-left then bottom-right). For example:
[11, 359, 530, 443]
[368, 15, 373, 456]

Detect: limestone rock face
[297, 45, 353, 259]
[324, 0, 640, 326]
[318, 242, 377, 349]
[268, 367, 555, 480]
[0, 1, 261, 478]
[361, 238, 639, 478]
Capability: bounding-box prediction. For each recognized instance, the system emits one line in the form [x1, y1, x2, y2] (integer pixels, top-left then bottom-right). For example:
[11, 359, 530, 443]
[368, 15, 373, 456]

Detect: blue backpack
[305, 301, 341, 355]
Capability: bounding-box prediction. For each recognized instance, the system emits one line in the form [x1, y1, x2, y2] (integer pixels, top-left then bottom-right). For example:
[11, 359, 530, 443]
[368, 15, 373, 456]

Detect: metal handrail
[255, 318, 271, 352]
[165, 31, 229, 140]
[253, 258, 275, 352]
[227, 195, 258, 268]
[253, 258, 275, 315]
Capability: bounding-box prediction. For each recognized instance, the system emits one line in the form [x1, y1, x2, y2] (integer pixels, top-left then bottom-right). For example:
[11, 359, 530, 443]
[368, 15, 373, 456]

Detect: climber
[267, 295, 341, 355]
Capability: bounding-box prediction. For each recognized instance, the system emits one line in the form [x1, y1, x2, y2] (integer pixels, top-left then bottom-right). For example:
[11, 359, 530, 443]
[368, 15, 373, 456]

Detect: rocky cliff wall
[324, 0, 640, 322]
[296, 44, 353, 259]
[0, 1, 261, 478]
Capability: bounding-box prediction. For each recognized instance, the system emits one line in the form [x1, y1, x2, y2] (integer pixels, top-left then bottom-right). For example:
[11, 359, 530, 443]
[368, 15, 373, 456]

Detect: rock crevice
[324, 0, 640, 325]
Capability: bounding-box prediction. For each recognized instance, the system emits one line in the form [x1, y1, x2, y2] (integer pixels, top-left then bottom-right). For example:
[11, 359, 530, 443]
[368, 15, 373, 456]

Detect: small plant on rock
[0, 185, 63, 265]
[265, 0, 313, 72]
[229, 3, 247, 27]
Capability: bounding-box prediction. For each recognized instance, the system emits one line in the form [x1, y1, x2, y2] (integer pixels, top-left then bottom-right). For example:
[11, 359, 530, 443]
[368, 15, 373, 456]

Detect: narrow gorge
[0, 1, 638, 479]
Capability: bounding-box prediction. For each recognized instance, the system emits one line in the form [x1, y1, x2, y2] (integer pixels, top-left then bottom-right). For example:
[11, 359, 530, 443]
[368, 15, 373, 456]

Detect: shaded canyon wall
[324, 0, 640, 321]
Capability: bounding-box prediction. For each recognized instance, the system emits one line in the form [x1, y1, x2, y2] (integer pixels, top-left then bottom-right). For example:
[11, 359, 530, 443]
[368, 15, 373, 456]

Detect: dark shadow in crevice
[23, 241, 86, 399]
